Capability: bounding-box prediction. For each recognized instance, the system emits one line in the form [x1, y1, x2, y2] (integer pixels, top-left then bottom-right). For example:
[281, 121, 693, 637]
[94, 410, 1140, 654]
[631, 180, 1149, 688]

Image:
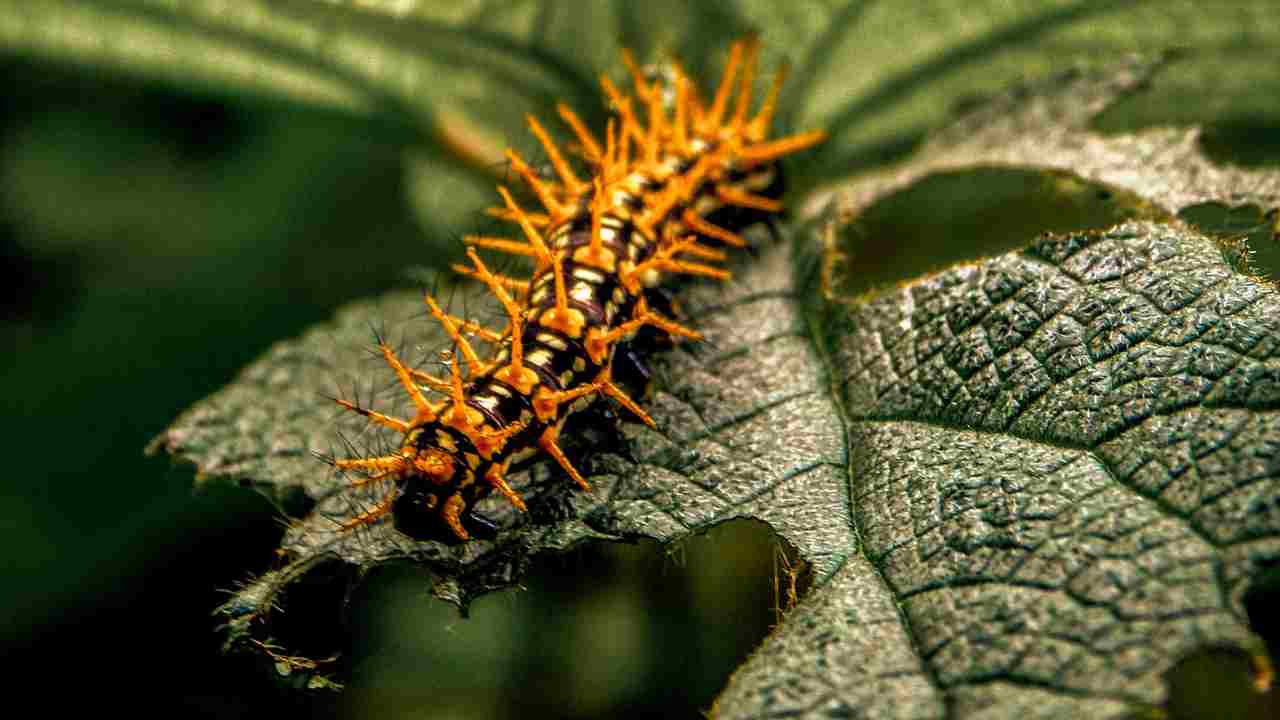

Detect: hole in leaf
[829, 167, 1160, 297]
[1243, 559, 1280, 663]
[340, 519, 802, 719]
[255, 558, 361, 680]
[1163, 646, 1276, 720]
[1199, 118, 1280, 169]
[1178, 202, 1280, 281]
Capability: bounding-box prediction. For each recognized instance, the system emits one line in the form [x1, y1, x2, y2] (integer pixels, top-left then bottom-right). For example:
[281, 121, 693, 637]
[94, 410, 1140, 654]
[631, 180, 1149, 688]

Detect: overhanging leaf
[12, 1, 1277, 199]
[0, 0, 601, 152]
[790, 0, 1280, 180]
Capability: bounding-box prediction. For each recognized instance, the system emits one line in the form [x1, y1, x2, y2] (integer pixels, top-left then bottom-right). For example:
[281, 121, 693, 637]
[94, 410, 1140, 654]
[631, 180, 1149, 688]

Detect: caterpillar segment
[334, 38, 825, 542]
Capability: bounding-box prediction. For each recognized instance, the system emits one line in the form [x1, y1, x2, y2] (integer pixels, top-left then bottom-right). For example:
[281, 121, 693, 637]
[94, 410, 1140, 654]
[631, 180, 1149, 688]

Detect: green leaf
[789, 0, 1280, 180]
[11, 1, 1277, 193]
[0, 0, 601, 146]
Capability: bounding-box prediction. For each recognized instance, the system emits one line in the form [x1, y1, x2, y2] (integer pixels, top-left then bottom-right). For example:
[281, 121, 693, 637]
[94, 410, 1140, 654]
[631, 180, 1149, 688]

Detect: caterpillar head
[392, 473, 500, 544]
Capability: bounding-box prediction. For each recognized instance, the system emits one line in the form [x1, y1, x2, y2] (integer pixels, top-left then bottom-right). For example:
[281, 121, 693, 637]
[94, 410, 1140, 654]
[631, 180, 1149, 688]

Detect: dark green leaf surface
[788, 0, 1280, 180]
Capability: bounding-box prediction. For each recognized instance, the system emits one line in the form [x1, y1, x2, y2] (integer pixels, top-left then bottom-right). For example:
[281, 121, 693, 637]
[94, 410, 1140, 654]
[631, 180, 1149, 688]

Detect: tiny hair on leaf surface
[141, 11, 1280, 720]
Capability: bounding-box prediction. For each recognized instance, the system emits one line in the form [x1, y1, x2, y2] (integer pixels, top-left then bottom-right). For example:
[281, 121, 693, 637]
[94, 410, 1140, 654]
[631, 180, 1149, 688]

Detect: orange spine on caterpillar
[330, 38, 825, 542]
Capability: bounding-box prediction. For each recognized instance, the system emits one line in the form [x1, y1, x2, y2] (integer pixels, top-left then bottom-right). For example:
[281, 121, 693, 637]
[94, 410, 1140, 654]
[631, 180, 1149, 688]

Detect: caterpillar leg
[485, 462, 528, 512]
[340, 491, 396, 531]
[539, 425, 590, 492]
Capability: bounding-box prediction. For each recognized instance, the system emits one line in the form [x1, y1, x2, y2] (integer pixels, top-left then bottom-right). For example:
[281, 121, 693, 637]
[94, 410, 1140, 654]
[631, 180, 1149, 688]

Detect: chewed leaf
[157, 230, 848, 644]
[153, 286, 486, 505]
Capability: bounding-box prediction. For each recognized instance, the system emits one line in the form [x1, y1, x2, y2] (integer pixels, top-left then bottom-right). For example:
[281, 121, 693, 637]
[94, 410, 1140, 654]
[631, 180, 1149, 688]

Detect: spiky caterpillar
[332, 38, 825, 543]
